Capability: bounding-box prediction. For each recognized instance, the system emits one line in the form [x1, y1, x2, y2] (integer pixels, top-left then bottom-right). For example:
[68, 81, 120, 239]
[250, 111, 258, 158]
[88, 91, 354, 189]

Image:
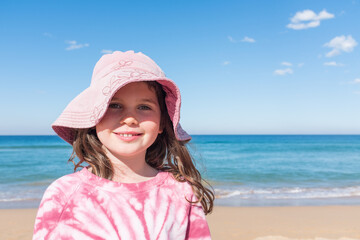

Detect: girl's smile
[114, 131, 143, 142]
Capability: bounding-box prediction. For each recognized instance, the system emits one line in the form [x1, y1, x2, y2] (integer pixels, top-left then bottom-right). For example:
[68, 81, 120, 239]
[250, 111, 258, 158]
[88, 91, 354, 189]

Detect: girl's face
[96, 82, 162, 160]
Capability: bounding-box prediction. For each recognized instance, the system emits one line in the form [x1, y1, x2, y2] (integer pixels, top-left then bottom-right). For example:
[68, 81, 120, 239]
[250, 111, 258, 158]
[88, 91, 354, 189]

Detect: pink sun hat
[52, 50, 191, 144]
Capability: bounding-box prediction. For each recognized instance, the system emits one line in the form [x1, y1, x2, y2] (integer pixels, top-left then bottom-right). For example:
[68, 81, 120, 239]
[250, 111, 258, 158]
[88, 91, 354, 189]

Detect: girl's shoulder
[42, 169, 84, 202]
[163, 172, 195, 200]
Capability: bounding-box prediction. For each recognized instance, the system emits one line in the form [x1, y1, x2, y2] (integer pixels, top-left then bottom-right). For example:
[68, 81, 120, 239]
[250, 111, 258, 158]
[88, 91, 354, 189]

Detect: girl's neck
[104, 148, 159, 183]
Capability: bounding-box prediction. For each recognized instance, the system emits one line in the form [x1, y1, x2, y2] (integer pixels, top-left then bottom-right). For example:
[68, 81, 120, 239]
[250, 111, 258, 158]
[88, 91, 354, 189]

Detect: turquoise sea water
[1, 135, 360, 208]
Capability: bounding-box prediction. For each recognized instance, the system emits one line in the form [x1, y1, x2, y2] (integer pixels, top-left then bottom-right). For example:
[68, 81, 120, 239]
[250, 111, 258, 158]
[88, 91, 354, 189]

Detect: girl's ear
[158, 119, 164, 134]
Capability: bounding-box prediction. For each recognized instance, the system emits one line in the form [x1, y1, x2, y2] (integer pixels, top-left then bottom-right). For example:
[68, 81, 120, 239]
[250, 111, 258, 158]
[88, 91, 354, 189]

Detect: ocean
[1, 135, 360, 209]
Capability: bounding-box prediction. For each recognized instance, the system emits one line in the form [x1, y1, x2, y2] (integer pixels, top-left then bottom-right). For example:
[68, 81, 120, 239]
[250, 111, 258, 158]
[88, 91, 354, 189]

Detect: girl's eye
[109, 103, 122, 109]
[138, 105, 151, 110]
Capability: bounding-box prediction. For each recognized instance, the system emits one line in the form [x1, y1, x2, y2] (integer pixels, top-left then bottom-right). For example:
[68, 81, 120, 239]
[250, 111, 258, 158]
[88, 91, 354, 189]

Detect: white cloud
[223, 61, 231, 65]
[324, 35, 357, 57]
[287, 21, 320, 30]
[67, 40, 76, 45]
[241, 36, 255, 43]
[228, 36, 255, 43]
[281, 62, 292, 66]
[323, 61, 344, 66]
[274, 68, 293, 75]
[287, 9, 334, 30]
[101, 49, 113, 54]
[348, 78, 360, 84]
[43, 32, 54, 38]
[65, 40, 90, 51]
[228, 36, 236, 43]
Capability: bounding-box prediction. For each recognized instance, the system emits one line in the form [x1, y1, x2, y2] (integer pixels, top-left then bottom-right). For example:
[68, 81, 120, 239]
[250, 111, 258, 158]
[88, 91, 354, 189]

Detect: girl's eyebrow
[140, 98, 157, 104]
[111, 97, 157, 104]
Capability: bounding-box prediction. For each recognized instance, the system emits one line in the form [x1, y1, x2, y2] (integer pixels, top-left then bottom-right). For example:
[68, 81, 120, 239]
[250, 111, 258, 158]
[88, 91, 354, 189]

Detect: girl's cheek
[139, 113, 161, 124]
[143, 119, 162, 132]
[103, 109, 121, 119]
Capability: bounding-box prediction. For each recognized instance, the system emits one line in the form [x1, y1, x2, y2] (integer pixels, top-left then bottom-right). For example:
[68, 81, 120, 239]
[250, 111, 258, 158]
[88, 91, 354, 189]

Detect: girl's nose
[120, 112, 139, 126]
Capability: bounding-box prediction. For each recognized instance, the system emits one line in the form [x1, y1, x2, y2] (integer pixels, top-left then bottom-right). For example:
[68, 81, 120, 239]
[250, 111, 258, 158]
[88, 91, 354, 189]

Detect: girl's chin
[106, 149, 147, 160]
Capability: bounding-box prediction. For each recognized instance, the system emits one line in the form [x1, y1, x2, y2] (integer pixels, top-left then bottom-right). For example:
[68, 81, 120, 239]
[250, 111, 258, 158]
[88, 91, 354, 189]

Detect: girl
[33, 50, 214, 240]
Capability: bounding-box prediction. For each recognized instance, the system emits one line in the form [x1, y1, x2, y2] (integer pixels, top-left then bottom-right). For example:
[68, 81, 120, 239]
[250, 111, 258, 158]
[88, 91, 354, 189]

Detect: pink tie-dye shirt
[33, 168, 211, 240]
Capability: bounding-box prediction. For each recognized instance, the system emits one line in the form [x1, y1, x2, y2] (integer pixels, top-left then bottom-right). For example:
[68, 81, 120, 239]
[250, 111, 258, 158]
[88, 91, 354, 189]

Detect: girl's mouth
[114, 132, 143, 142]
[117, 133, 142, 137]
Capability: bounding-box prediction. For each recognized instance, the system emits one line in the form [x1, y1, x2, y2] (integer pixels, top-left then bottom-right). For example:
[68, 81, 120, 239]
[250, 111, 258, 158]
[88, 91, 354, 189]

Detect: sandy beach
[206, 206, 360, 240]
[1, 206, 359, 240]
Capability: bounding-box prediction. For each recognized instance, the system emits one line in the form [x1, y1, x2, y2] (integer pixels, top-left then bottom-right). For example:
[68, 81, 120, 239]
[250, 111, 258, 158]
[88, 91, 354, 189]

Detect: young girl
[33, 50, 214, 240]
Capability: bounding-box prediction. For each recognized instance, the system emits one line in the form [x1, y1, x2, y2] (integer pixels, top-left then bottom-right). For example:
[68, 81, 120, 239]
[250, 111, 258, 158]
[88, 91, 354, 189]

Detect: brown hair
[69, 81, 214, 215]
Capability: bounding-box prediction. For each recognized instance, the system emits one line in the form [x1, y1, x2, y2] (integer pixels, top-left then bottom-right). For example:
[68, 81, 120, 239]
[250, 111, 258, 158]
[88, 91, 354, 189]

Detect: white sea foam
[0, 197, 38, 202]
[215, 185, 360, 200]
[0, 198, 25, 202]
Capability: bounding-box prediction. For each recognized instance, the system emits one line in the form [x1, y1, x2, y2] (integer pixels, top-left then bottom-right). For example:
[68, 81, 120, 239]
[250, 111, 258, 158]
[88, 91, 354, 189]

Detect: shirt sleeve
[185, 194, 212, 240]
[33, 181, 68, 240]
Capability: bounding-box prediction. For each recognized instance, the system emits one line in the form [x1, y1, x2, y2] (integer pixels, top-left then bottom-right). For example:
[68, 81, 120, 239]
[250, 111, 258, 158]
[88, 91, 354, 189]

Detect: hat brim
[52, 77, 191, 144]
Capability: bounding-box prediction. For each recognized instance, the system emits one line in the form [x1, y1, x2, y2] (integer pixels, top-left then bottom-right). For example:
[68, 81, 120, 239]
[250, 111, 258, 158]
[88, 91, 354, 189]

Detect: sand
[1, 206, 359, 240]
[0, 209, 38, 240]
[206, 206, 360, 240]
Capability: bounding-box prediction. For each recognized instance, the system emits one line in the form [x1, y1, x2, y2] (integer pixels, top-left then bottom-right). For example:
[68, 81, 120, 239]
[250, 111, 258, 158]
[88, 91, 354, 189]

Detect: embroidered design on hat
[112, 60, 133, 70]
[90, 68, 163, 124]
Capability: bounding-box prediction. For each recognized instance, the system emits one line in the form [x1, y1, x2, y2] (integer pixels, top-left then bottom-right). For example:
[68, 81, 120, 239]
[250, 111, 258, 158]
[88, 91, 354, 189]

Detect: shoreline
[2, 205, 360, 240]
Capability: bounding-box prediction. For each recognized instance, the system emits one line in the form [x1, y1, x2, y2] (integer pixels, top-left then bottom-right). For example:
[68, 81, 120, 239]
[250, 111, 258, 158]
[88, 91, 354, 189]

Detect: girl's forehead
[112, 82, 157, 100]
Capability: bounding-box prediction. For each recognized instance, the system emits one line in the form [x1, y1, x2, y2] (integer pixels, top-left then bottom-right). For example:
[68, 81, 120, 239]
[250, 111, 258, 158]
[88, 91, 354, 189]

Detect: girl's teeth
[120, 134, 136, 137]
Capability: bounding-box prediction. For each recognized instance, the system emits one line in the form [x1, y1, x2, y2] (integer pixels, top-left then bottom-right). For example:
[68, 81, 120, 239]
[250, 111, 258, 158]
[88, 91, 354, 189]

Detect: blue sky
[1, 0, 359, 135]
